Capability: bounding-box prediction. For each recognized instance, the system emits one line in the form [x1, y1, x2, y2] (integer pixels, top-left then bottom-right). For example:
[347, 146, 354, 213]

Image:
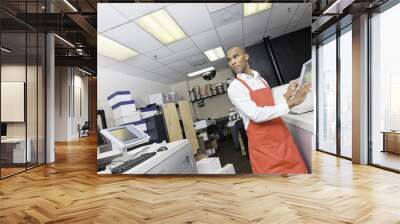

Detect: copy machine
[97, 124, 196, 174]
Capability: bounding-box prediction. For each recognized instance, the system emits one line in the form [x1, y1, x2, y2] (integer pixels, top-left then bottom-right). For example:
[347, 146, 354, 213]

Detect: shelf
[190, 91, 227, 103]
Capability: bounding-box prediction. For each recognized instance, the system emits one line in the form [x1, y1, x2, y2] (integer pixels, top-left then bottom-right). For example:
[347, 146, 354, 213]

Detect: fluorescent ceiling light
[187, 67, 215, 77]
[1, 47, 11, 53]
[244, 3, 272, 17]
[97, 35, 138, 61]
[204, 47, 225, 62]
[63, 0, 78, 12]
[78, 67, 92, 76]
[136, 9, 186, 44]
[54, 34, 75, 48]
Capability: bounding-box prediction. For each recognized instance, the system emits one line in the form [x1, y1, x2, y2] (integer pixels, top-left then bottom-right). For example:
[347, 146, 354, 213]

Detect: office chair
[79, 121, 90, 138]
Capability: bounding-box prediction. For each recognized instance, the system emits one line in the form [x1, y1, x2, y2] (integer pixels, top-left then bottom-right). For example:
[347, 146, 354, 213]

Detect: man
[226, 46, 311, 174]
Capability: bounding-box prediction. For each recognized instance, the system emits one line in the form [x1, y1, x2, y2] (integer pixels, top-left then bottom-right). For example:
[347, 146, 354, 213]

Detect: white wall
[54, 67, 89, 141]
[97, 67, 171, 128]
[170, 68, 235, 120]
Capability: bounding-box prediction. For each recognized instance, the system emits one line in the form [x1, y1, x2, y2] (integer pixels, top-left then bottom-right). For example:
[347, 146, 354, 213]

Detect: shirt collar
[237, 70, 260, 79]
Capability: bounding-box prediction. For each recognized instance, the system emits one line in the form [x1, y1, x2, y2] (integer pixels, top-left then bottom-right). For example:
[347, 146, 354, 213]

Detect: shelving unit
[189, 90, 228, 103]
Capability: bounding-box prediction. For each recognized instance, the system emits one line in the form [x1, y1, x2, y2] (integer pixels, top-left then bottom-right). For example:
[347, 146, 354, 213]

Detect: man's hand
[287, 83, 311, 109]
[283, 80, 298, 102]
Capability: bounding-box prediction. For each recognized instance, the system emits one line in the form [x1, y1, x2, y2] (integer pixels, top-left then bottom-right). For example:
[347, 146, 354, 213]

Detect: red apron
[236, 77, 307, 174]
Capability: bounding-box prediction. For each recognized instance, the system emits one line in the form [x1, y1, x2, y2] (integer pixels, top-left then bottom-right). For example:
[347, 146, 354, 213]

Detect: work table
[282, 111, 314, 133]
[282, 111, 314, 173]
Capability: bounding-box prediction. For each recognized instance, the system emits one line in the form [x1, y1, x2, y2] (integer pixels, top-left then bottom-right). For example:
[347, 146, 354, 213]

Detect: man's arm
[227, 81, 290, 123]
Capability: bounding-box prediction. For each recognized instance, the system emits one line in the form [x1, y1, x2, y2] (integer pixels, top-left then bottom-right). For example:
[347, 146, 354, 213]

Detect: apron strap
[235, 77, 252, 92]
[236, 77, 270, 91]
[260, 78, 270, 88]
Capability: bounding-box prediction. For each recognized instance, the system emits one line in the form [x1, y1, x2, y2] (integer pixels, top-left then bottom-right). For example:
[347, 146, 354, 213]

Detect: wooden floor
[372, 150, 400, 171]
[1, 135, 400, 223]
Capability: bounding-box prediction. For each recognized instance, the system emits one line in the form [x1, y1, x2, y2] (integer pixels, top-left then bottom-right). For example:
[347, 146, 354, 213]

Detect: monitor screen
[110, 127, 138, 143]
[1, 123, 7, 137]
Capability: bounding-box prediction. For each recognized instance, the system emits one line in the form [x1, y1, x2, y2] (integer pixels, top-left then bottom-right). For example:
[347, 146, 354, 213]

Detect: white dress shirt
[227, 70, 289, 129]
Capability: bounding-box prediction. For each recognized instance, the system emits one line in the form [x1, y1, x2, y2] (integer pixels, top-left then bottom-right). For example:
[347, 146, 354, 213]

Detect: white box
[112, 100, 137, 120]
[108, 94, 132, 109]
[215, 164, 236, 174]
[114, 112, 142, 126]
[149, 93, 166, 105]
[196, 157, 221, 174]
[194, 119, 216, 130]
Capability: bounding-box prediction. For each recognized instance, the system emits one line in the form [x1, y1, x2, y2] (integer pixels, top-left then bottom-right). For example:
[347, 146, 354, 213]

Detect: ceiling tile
[303, 3, 312, 20]
[160, 76, 185, 84]
[222, 39, 243, 51]
[193, 62, 213, 70]
[152, 66, 179, 77]
[123, 55, 163, 71]
[191, 29, 221, 51]
[290, 3, 308, 23]
[110, 3, 168, 20]
[211, 59, 230, 71]
[166, 3, 214, 35]
[107, 62, 147, 77]
[98, 54, 119, 68]
[286, 22, 298, 33]
[216, 20, 243, 45]
[295, 18, 311, 31]
[158, 47, 200, 64]
[206, 3, 236, 12]
[267, 3, 298, 30]
[145, 47, 173, 59]
[210, 4, 243, 28]
[103, 21, 163, 54]
[185, 54, 208, 66]
[244, 32, 264, 47]
[166, 38, 195, 52]
[144, 72, 166, 81]
[169, 60, 195, 72]
[98, 4, 129, 33]
[243, 10, 270, 35]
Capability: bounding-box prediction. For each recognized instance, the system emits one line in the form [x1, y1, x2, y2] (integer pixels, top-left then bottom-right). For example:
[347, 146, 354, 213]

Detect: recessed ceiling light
[1, 47, 11, 53]
[136, 9, 186, 44]
[187, 67, 215, 77]
[97, 35, 138, 61]
[243, 3, 272, 17]
[54, 34, 75, 48]
[204, 47, 225, 62]
[63, 0, 78, 12]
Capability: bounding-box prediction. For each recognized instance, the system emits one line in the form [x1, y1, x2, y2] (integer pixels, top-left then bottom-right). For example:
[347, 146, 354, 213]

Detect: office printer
[98, 124, 196, 174]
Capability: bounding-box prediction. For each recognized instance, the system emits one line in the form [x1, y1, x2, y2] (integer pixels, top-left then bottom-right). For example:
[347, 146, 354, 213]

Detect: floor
[1, 135, 400, 223]
[372, 150, 400, 171]
[0, 163, 41, 179]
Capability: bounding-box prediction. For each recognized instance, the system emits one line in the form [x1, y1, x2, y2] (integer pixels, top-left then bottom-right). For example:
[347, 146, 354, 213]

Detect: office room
[96, 2, 314, 175]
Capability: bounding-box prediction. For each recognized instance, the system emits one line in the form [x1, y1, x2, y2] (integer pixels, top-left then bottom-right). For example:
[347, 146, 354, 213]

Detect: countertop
[282, 111, 314, 133]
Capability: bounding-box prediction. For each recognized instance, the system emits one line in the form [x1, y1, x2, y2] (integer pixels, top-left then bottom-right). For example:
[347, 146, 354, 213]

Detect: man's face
[227, 47, 249, 74]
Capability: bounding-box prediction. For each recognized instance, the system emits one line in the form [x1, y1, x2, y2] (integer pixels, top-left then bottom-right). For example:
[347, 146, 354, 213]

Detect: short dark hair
[226, 46, 247, 54]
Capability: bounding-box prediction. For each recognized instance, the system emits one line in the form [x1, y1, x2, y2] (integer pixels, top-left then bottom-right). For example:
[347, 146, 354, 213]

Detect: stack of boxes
[107, 90, 147, 134]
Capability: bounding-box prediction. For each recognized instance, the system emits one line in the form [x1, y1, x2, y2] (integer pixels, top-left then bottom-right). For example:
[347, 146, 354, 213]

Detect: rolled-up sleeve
[227, 81, 289, 123]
